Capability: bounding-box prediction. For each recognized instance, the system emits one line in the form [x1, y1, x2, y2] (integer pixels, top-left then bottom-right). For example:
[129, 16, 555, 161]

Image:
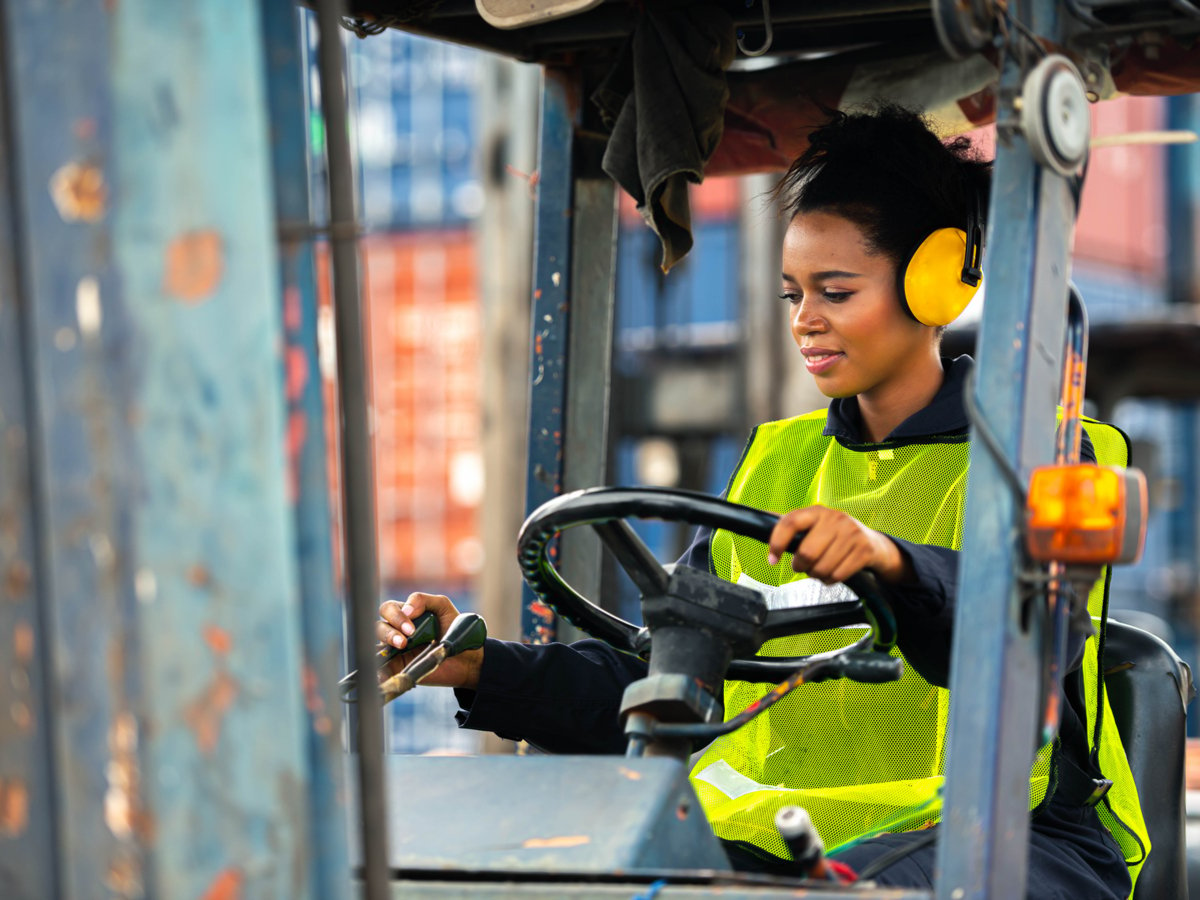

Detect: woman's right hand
[376, 592, 484, 691]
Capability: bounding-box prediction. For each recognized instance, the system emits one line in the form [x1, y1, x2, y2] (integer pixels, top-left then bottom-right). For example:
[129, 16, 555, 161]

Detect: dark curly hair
[774, 105, 992, 272]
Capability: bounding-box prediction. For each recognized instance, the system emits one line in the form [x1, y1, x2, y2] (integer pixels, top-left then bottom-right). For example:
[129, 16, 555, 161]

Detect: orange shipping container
[319, 230, 484, 588]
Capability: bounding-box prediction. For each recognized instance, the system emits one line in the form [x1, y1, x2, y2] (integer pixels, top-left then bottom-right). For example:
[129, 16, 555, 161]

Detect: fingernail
[391, 634, 406, 648]
[401, 604, 414, 616]
[400, 622, 414, 636]
[767, 552, 779, 566]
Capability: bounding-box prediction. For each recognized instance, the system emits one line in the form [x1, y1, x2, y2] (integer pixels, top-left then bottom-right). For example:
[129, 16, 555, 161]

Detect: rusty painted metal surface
[261, 1, 351, 897]
[0, 0, 328, 896]
[0, 7, 60, 898]
[521, 69, 579, 645]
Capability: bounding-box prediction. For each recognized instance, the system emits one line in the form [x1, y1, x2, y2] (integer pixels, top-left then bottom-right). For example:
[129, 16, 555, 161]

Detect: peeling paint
[285, 346, 308, 401]
[200, 867, 243, 900]
[183, 670, 238, 755]
[0, 778, 28, 835]
[76, 276, 102, 337]
[163, 230, 224, 302]
[302, 664, 333, 736]
[104, 715, 139, 834]
[527, 600, 554, 624]
[202, 625, 231, 656]
[285, 410, 307, 503]
[4, 561, 31, 599]
[48, 160, 107, 222]
[284, 284, 302, 331]
[188, 564, 212, 588]
[134, 568, 157, 604]
[12, 622, 32, 663]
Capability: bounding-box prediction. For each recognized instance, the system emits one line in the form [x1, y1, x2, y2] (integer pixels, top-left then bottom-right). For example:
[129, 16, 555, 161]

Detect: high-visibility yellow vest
[688, 409, 1149, 889]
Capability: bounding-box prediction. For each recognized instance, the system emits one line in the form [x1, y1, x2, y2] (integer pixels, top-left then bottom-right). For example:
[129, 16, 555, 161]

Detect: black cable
[997, 0, 1050, 60]
[647, 631, 881, 741]
[963, 368, 1028, 503]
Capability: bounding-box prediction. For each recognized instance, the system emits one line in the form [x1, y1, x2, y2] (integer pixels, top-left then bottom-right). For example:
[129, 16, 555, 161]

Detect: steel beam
[0, 1, 326, 896]
[557, 149, 619, 629]
[310, 2, 389, 898]
[0, 5, 59, 896]
[261, 2, 351, 897]
[521, 68, 581, 644]
[935, 3, 1076, 897]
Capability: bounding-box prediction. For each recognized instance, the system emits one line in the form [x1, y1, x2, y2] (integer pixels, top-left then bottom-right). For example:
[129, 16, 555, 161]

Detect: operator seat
[1102, 619, 1195, 899]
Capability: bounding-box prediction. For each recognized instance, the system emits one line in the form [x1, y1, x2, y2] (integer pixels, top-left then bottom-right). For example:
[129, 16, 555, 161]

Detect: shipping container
[318, 231, 484, 590]
[1075, 96, 1167, 279]
[347, 29, 483, 230]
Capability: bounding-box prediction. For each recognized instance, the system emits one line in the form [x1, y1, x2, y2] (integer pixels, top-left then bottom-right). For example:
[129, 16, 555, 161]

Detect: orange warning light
[1026, 465, 1148, 566]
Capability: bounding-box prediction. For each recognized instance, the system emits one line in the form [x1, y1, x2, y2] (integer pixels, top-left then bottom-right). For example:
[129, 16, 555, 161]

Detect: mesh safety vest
[687, 409, 1150, 889]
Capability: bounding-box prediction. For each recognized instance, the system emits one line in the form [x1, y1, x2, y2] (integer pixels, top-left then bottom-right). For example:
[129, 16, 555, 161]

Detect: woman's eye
[778, 291, 801, 305]
[823, 291, 852, 302]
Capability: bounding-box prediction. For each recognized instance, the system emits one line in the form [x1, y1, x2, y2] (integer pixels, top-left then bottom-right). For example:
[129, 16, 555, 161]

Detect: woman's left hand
[767, 505, 912, 585]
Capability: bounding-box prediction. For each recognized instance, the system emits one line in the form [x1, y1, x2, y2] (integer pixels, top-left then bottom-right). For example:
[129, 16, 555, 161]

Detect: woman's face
[781, 210, 938, 402]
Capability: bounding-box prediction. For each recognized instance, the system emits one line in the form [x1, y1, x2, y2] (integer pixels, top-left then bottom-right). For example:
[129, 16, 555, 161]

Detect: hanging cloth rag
[591, 3, 735, 272]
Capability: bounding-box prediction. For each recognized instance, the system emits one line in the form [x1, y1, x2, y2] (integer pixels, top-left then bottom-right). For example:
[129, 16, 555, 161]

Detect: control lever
[775, 806, 857, 884]
[338, 610, 439, 702]
[379, 613, 488, 704]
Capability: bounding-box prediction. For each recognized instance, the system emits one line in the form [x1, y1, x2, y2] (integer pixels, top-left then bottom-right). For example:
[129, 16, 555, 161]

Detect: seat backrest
[1102, 619, 1195, 900]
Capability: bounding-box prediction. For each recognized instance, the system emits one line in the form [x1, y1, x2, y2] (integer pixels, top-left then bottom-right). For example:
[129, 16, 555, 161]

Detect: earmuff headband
[960, 193, 983, 288]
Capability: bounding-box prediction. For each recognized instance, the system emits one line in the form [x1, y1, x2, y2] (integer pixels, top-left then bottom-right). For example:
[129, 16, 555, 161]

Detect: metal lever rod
[380, 614, 488, 703]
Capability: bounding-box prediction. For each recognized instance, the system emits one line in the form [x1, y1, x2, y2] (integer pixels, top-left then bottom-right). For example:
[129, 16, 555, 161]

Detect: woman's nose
[792, 300, 825, 334]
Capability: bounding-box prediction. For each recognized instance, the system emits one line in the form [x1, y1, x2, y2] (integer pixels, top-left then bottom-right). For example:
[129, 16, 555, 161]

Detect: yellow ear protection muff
[900, 196, 984, 327]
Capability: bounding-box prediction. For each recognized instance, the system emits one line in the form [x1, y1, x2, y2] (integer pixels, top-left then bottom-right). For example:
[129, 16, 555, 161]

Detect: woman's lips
[804, 351, 844, 374]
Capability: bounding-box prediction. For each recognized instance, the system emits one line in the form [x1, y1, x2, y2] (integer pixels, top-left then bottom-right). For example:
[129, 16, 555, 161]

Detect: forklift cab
[312, 1, 1200, 900]
[7, 2, 1200, 898]
[329, 1, 1200, 898]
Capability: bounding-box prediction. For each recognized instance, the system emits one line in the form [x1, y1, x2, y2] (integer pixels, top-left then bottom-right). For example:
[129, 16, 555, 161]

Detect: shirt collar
[822, 355, 973, 446]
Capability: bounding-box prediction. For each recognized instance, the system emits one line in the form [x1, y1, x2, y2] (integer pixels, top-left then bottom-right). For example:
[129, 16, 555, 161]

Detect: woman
[376, 106, 1144, 898]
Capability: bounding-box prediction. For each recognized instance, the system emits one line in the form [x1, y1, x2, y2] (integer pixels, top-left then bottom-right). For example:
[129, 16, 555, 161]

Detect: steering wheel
[516, 486, 898, 682]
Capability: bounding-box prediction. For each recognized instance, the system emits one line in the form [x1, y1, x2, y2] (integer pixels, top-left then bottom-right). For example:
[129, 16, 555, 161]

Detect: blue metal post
[521, 68, 579, 644]
[936, 3, 1076, 897]
[0, 1, 326, 896]
[0, 7, 60, 895]
[261, 2, 350, 897]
